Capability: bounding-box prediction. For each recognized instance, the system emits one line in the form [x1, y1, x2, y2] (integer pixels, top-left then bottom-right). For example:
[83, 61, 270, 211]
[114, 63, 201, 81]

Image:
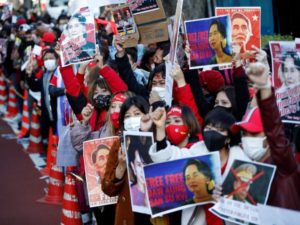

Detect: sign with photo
[210, 159, 276, 225]
[216, 7, 261, 57]
[270, 41, 300, 124]
[60, 6, 96, 67]
[143, 152, 221, 217]
[123, 131, 154, 214]
[83, 136, 119, 207]
[185, 15, 233, 69]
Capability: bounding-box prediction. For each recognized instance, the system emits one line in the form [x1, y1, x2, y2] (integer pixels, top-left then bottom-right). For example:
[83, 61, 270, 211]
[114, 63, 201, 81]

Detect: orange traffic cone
[37, 165, 64, 205]
[61, 167, 82, 225]
[0, 73, 7, 113]
[4, 82, 19, 119]
[40, 132, 58, 176]
[26, 104, 44, 154]
[18, 90, 30, 138]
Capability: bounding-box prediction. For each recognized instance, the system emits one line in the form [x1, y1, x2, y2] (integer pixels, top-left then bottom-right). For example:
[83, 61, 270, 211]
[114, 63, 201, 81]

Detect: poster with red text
[270, 41, 300, 124]
[60, 6, 96, 67]
[143, 152, 221, 217]
[216, 7, 261, 57]
[83, 136, 119, 207]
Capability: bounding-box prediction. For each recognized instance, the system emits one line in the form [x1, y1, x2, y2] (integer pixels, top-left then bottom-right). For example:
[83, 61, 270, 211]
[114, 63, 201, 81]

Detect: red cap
[41, 32, 56, 43]
[167, 106, 182, 118]
[231, 107, 264, 133]
[17, 18, 26, 26]
[199, 70, 225, 94]
[111, 93, 127, 103]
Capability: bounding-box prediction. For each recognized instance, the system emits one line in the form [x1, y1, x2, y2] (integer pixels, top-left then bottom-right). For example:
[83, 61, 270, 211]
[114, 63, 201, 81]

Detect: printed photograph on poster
[123, 131, 154, 214]
[270, 41, 300, 124]
[112, 6, 137, 36]
[215, 7, 261, 57]
[185, 15, 233, 69]
[60, 6, 96, 67]
[83, 136, 119, 207]
[143, 152, 221, 217]
[127, 0, 159, 15]
[222, 160, 276, 205]
[0, 3, 13, 21]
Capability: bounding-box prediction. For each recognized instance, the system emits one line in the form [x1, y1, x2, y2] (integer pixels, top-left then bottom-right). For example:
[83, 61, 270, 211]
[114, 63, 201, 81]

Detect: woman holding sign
[208, 20, 232, 65]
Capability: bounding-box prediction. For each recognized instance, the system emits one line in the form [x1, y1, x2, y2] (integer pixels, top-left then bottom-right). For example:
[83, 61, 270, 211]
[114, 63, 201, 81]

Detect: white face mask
[44, 59, 57, 71]
[152, 87, 165, 101]
[241, 137, 267, 161]
[124, 116, 141, 131]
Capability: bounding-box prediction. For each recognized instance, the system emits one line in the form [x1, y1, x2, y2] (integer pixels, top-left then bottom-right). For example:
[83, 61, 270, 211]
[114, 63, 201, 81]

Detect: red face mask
[165, 124, 188, 145]
[110, 112, 120, 129]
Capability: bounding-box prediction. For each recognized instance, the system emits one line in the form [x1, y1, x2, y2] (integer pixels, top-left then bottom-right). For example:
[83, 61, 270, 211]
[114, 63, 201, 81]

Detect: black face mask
[93, 95, 111, 110]
[203, 130, 227, 152]
[214, 105, 233, 113]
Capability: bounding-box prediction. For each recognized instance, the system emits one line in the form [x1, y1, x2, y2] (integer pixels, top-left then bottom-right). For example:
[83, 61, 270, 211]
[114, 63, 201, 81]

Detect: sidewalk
[0, 119, 61, 225]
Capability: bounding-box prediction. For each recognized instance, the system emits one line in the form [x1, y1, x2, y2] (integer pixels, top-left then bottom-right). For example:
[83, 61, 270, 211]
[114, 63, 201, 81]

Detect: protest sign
[137, 20, 169, 44]
[143, 152, 221, 217]
[257, 203, 300, 225]
[123, 131, 153, 214]
[0, 2, 12, 20]
[185, 15, 232, 69]
[112, 5, 139, 48]
[270, 41, 300, 124]
[216, 7, 261, 55]
[60, 6, 96, 67]
[211, 160, 276, 224]
[210, 197, 260, 225]
[83, 136, 119, 207]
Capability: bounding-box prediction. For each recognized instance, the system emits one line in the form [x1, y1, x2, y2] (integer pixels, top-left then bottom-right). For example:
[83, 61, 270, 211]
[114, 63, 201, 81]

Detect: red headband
[111, 93, 127, 103]
[167, 107, 182, 118]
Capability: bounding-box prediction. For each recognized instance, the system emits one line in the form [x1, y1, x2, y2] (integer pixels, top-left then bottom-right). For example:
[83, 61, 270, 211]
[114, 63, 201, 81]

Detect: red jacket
[258, 89, 300, 210]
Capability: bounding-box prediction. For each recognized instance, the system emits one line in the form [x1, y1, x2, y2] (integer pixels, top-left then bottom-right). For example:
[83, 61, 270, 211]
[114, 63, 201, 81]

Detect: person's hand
[251, 45, 270, 71]
[149, 90, 162, 105]
[232, 41, 242, 67]
[151, 107, 166, 129]
[245, 62, 270, 90]
[78, 61, 90, 74]
[81, 103, 94, 123]
[140, 107, 153, 131]
[113, 35, 125, 58]
[171, 63, 185, 87]
[115, 145, 127, 180]
[54, 40, 61, 57]
[184, 40, 191, 62]
[94, 53, 104, 69]
[212, 184, 223, 202]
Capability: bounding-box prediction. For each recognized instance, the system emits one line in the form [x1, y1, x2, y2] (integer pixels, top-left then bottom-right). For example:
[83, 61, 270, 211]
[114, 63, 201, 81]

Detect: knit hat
[199, 70, 225, 94]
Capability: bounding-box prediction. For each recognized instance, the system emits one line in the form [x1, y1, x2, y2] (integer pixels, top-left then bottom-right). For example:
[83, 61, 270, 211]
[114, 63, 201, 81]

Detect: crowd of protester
[0, 4, 300, 225]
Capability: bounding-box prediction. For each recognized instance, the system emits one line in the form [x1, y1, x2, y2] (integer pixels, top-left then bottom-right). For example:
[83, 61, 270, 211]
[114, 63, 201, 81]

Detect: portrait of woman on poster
[127, 135, 153, 207]
[208, 19, 232, 65]
[183, 159, 215, 205]
[277, 51, 300, 93]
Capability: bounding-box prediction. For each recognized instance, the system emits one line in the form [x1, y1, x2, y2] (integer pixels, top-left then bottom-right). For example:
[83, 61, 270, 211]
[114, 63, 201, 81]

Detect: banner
[185, 15, 232, 69]
[215, 7, 261, 55]
[270, 41, 300, 124]
[210, 159, 276, 225]
[144, 152, 221, 217]
[83, 136, 119, 207]
[123, 131, 154, 214]
[60, 6, 96, 67]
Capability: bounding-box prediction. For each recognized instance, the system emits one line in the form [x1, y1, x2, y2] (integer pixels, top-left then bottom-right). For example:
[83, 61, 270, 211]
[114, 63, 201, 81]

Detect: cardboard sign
[83, 137, 119, 207]
[216, 7, 261, 54]
[270, 41, 300, 124]
[60, 6, 96, 67]
[185, 15, 233, 69]
[112, 5, 139, 48]
[144, 152, 221, 217]
[137, 20, 169, 44]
